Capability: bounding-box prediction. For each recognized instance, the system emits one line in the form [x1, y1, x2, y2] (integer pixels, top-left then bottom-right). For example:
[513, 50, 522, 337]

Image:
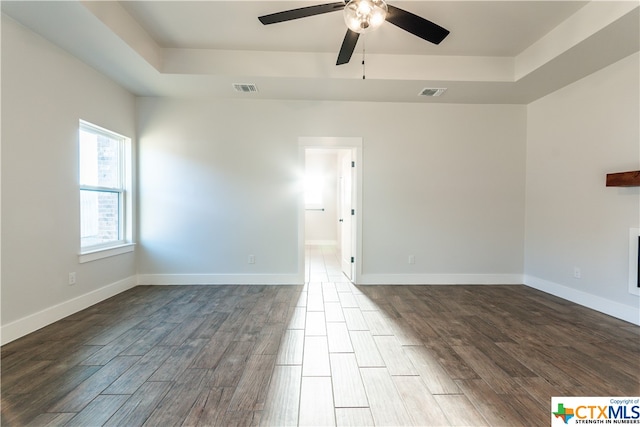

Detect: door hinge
[351, 209, 355, 215]
[351, 257, 354, 263]
[351, 161, 355, 168]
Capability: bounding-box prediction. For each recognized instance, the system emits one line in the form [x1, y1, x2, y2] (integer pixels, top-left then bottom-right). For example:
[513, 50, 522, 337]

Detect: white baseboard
[5, 271, 634, 346]
[137, 274, 303, 286]
[524, 275, 640, 325]
[358, 273, 524, 285]
[1, 275, 137, 345]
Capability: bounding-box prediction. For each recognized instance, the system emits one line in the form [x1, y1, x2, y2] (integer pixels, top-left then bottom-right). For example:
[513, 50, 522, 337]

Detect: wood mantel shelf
[606, 170, 640, 187]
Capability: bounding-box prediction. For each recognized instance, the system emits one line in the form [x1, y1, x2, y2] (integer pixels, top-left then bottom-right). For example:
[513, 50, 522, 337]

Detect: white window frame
[78, 120, 134, 262]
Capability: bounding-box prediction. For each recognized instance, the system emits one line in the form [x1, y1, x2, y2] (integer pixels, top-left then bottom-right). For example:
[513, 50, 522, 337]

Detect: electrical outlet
[408, 255, 415, 265]
[248, 255, 255, 264]
[68, 272, 77, 285]
[573, 267, 581, 279]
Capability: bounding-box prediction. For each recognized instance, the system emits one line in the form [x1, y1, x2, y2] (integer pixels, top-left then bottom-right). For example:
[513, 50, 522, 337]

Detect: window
[79, 120, 132, 253]
[305, 172, 324, 209]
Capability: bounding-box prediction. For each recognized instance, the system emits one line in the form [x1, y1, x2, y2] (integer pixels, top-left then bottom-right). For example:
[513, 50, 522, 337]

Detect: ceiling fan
[258, 0, 449, 66]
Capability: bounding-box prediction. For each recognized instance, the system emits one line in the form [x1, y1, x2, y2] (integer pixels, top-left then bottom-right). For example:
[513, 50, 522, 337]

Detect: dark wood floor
[2, 246, 639, 426]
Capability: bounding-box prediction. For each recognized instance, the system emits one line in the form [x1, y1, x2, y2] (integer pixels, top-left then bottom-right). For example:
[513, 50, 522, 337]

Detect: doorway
[299, 137, 362, 284]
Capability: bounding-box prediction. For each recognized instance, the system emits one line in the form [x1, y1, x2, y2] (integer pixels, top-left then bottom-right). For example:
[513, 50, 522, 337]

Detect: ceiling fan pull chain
[362, 36, 366, 80]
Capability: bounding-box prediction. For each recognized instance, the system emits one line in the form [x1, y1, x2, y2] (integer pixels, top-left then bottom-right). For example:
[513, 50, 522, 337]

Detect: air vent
[233, 83, 259, 93]
[419, 87, 447, 97]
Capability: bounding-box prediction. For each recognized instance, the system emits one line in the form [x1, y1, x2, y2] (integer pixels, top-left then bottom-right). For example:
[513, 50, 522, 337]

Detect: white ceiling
[2, 1, 639, 104]
[120, 1, 583, 56]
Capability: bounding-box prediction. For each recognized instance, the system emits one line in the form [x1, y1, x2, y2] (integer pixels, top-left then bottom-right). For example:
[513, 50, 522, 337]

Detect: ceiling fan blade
[336, 29, 359, 65]
[385, 4, 449, 45]
[259, 2, 346, 25]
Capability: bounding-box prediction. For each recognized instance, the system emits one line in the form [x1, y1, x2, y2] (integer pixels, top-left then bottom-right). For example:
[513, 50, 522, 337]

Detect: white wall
[305, 149, 339, 245]
[135, 99, 300, 284]
[362, 104, 526, 283]
[525, 52, 640, 323]
[136, 97, 526, 285]
[1, 16, 137, 342]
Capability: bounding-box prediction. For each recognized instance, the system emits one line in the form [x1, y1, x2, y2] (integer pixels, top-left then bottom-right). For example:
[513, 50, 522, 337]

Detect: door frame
[298, 137, 363, 284]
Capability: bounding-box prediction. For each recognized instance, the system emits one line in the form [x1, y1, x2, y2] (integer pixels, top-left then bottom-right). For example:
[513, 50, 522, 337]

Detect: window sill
[79, 243, 135, 264]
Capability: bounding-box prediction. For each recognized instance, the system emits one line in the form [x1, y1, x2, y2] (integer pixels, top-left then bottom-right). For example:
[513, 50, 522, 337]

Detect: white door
[339, 151, 355, 281]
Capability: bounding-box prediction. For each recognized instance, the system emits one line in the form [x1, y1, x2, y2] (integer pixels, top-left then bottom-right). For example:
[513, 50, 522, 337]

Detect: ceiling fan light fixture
[343, 0, 388, 34]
